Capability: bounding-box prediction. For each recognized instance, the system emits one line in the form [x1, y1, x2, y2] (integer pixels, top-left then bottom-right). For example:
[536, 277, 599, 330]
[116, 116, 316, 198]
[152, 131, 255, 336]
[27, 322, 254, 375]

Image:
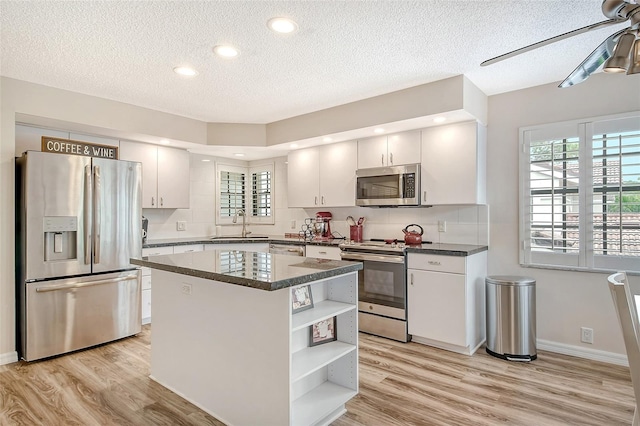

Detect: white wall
[487, 72, 640, 361]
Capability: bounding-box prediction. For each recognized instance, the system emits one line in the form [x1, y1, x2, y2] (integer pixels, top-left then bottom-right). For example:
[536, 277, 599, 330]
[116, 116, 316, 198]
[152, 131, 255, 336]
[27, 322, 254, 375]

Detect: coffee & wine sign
[41, 136, 118, 159]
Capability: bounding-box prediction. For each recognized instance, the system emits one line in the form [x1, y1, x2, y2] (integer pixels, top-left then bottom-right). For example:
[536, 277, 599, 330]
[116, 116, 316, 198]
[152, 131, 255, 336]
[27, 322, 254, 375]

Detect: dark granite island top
[130, 249, 362, 291]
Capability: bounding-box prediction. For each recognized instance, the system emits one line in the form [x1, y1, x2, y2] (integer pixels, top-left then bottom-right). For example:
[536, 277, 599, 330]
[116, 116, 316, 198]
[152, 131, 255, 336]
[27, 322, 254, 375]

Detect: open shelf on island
[292, 341, 356, 383]
[291, 300, 355, 332]
[292, 381, 357, 426]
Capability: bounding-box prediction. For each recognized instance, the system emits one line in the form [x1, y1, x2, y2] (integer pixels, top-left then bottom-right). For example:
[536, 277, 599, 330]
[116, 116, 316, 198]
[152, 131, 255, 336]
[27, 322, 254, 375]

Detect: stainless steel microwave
[356, 164, 420, 206]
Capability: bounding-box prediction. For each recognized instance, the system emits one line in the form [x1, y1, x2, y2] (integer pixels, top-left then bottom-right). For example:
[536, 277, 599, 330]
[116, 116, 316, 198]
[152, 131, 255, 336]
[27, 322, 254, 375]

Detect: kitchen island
[131, 249, 362, 426]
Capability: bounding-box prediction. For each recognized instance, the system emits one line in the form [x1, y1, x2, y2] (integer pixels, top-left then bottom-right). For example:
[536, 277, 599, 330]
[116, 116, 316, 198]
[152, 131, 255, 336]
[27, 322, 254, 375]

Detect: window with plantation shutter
[216, 162, 275, 225]
[251, 166, 272, 222]
[592, 127, 640, 268]
[520, 113, 640, 273]
[219, 169, 246, 219]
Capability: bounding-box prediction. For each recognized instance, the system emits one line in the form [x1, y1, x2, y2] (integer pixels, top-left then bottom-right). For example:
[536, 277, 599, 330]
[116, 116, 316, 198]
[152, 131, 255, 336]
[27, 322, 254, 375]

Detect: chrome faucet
[232, 209, 251, 238]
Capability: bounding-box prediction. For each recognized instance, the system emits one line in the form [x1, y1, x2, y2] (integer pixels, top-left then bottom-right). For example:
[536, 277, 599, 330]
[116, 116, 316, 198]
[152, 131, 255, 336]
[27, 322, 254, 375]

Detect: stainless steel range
[339, 240, 410, 342]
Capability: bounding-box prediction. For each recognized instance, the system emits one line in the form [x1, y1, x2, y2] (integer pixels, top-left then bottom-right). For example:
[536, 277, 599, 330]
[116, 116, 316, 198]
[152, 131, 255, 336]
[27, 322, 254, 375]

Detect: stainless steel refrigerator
[16, 151, 143, 361]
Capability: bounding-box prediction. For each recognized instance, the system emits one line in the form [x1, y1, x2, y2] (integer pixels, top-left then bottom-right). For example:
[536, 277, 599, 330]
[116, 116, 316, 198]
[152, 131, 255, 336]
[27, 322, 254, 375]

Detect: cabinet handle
[160, 197, 164, 207]
[321, 195, 325, 205]
[151, 197, 155, 206]
[184, 250, 194, 253]
[423, 191, 427, 202]
[319, 251, 327, 255]
[427, 260, 441, 266]
[381, 154, 384, 166]
[410, 273, 414, 286]
[314, 196, 318, 205]
[390, 152, 394, 165]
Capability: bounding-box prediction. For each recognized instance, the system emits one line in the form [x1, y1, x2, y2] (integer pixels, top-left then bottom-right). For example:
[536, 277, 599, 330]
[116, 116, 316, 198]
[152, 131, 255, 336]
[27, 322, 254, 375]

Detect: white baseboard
[537, 339, 628, 366]
[0, 351, 18, 365]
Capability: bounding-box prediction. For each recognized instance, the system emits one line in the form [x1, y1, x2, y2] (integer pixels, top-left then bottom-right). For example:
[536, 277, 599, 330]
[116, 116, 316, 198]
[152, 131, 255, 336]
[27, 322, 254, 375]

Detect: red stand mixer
[315, 212, 333, 240]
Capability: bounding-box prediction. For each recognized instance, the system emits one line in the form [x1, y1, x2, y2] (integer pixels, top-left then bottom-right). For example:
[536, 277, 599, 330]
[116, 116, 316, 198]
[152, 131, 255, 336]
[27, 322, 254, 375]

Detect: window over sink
[216, 162, 274, 225]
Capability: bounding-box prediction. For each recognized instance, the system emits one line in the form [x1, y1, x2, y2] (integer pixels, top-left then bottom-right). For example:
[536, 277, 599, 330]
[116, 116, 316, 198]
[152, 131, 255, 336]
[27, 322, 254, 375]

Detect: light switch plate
[177, 221, 186, 231]
[438, 220, 446, 232]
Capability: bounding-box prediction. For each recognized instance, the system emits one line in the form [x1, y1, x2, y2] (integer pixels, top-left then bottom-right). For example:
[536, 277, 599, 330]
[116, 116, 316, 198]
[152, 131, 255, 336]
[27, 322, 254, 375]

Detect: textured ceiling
[0, 1, 630, 124]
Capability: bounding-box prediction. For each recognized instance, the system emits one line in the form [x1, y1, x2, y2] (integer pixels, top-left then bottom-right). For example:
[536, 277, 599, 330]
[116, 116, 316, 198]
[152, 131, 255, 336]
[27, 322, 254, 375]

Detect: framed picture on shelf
[291, 285, 314, 313]
[310, 317, 337, 346]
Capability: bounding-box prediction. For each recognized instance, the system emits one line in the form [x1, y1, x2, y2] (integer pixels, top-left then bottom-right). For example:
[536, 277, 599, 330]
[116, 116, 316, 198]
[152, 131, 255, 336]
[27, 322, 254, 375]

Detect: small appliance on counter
[142, 216, 149, 243]
[314, 211, 334, 240]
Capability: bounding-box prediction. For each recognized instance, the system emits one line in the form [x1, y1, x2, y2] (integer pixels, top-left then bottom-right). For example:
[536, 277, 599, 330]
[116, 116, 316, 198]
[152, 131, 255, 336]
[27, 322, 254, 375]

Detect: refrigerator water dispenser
[43, 216, 77, 261]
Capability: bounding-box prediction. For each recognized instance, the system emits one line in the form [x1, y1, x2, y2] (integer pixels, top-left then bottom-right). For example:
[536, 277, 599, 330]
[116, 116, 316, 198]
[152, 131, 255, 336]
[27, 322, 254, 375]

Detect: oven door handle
[340, 252, 405, 264]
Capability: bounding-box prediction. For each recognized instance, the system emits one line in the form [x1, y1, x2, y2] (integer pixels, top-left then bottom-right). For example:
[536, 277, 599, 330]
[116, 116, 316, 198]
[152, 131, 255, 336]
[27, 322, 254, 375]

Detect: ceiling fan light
[603, 32, 636, 73]
[627, 38, 640, 75]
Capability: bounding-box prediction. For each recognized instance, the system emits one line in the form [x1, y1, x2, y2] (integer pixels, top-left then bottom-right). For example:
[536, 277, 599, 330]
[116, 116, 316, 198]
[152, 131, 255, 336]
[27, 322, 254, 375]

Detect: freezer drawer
[23, 270, 141, 361]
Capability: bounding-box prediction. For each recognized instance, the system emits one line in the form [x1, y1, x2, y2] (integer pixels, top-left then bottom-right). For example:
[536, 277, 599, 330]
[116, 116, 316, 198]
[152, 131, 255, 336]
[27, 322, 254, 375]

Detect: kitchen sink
[209, 235, 269, 240]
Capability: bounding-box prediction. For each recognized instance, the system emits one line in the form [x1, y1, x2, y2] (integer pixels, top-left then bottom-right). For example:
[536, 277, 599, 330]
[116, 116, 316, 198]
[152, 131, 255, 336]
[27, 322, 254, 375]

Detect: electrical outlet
[177, 221, 186, 231]
[181, 283, 192, 295]
[581, 327, 594, 344]
[290, 220, 296, 229]
[438, 220, 447, 232]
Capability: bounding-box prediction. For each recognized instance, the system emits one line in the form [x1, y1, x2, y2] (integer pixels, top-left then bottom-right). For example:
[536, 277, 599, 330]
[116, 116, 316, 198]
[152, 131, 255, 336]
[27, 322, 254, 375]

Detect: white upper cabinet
[420, 121, 486, 205]
[357, 130, 421, 169]
[288, 147, 320, 208]
[288, 140, 357, 208]
[119, 141, 190, 209]
[319, 141, 357, 207]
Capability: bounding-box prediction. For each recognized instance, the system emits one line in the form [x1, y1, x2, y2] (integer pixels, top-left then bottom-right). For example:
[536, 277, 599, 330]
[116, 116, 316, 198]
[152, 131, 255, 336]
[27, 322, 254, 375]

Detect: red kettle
[402, 224, 423, 245]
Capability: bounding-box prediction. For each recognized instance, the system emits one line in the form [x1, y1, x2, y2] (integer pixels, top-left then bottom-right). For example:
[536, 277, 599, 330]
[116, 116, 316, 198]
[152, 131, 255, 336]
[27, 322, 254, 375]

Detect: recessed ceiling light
[173, 66, 198, 77]
[267, 17, 298, 34]
[213, 45, 240, 58]
[201, 159, 211, 162]
[322, 137, 333, 143]
[433, 116, 447, 123]
[290, 143, 298, 149]
[374, 128, 385, 134]
[233, 153, 245, 157]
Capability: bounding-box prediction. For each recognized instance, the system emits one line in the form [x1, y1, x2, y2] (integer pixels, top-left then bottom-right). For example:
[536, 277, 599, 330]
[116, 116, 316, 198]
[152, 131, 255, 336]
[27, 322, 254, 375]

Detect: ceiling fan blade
[558, 28, 626, 88]
[481, 19, 620, 66]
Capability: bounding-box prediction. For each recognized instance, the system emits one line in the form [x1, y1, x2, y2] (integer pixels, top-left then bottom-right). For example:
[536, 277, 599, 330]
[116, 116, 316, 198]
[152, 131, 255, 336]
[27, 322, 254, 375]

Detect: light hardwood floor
[0, 325, 634, 425]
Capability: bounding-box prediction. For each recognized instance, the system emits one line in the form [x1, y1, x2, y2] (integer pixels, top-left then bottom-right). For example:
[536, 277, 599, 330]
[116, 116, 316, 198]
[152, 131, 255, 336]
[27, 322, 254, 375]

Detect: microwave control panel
[404, 173, 415, 198]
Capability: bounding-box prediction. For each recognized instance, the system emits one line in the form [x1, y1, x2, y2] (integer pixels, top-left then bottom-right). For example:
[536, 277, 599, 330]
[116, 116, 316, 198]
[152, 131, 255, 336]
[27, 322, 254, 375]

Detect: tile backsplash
[144, 153, 489, 246]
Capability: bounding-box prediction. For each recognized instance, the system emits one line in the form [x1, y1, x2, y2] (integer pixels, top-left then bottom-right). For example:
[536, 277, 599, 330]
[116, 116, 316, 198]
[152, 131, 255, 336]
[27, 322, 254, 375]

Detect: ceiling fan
[481, 0, 640, 88]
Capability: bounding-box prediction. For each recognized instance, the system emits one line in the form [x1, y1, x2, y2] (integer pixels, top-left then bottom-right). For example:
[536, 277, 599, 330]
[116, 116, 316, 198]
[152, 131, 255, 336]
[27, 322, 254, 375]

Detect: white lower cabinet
[172, 244, 204, 254]
[290, 273, 358, 425]
[407, 251, 487, 355]
[305, 245, 341, 260]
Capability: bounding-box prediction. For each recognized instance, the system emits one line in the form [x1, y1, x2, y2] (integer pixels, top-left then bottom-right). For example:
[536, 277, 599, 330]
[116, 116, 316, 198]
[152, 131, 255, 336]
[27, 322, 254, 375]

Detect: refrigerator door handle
[93, 165, 101, 264]
[35, 273, 139, 292]
[84, 165, 92, 265]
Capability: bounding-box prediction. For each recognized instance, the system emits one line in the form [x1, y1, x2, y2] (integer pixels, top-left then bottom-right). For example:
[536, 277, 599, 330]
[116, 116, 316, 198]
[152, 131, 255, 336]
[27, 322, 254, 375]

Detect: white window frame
[519, 111, 640, 273]
[216, 162, 275, 225]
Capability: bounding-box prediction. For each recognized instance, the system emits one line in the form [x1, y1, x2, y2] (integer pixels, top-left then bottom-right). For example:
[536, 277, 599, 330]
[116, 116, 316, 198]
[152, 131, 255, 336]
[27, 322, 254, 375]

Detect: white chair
[609, 272, 640, 426]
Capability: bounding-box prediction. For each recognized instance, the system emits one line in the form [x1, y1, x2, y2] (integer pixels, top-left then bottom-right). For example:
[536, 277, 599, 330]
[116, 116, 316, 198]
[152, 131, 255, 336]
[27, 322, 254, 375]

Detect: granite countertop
[142, 235, 344, 248]
[143, 235, 487, 256]
[130, 249, 362, 291]
[404, 243, 488, 256]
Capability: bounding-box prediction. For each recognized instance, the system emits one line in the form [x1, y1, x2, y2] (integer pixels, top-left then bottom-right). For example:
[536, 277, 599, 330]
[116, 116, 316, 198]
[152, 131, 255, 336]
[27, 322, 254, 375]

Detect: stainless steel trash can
[486, 275, 536, 361]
